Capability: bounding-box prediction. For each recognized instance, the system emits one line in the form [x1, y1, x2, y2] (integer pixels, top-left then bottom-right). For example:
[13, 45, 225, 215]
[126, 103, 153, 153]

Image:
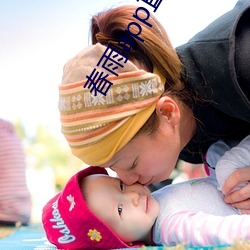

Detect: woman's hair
[90, 5, 193, 135]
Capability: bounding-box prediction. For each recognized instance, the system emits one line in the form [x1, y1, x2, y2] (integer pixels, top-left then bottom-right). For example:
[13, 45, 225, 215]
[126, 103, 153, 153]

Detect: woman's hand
[223, 166, 250, 214]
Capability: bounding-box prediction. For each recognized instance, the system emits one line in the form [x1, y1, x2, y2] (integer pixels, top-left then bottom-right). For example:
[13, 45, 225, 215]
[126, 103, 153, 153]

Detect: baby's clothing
[152, 135, 250, 246]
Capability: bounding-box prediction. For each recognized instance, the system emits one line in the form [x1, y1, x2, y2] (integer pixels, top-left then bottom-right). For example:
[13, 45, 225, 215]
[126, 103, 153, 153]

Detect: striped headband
[59, 43, 165, 165]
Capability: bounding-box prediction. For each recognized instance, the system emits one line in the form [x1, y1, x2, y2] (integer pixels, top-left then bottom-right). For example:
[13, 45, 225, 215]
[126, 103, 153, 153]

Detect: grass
[138, 241, 250, 250]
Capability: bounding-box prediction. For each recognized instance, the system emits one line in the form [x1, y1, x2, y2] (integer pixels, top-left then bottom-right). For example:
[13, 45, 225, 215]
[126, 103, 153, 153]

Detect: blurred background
[0, 0, 238, 223]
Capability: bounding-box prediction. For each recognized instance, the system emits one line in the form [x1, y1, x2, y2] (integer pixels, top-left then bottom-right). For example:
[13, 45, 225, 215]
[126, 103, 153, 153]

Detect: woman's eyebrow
[129, 156, 138, 170]
[109, 156, 127, 170]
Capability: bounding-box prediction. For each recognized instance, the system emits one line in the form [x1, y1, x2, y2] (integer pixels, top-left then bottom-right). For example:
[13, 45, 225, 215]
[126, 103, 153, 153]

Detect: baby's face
[84, 174, 160, 244]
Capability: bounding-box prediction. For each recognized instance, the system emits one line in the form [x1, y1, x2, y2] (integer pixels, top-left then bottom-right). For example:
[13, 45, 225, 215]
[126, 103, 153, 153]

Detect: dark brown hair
[91, 5, 194, 135]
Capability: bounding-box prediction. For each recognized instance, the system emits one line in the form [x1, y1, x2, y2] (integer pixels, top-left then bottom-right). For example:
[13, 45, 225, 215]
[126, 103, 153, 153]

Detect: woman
[59, 1, 250, 211]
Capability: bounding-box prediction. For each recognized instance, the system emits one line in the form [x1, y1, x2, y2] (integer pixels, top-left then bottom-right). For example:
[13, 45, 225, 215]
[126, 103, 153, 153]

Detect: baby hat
[42, 166, 141, 249]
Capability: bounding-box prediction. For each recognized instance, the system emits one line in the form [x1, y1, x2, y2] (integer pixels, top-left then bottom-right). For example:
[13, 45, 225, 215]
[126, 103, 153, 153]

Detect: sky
[0, 0, 238, 140]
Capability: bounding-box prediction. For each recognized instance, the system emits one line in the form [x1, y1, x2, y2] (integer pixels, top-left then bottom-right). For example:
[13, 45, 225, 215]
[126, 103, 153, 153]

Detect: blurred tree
[28, 124, 69, 169]
[14, 117, 26, 139]
[14, 120, 85, 191]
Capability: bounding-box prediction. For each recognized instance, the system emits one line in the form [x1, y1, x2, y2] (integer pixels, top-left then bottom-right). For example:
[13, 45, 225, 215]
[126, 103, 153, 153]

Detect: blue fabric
[0, 226, 56, 250]
[0, 225, 231, 249]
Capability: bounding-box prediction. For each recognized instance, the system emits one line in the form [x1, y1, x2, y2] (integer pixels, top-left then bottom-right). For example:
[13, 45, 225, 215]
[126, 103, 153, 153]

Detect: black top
[176, 0, 250, 164]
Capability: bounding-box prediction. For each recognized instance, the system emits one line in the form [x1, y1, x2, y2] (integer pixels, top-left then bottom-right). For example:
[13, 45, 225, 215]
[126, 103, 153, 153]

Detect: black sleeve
[176, 0, 250, 164]
[176, 0, 250, 123]
[235, 7, 250, 100]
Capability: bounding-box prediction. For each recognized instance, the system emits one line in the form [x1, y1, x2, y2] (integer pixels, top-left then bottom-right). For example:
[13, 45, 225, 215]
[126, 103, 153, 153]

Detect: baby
[42, 135, 250, 249]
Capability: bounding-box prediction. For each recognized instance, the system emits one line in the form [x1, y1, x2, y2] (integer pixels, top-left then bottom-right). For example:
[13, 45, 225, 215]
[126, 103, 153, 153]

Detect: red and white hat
[42, 166, 142, 249]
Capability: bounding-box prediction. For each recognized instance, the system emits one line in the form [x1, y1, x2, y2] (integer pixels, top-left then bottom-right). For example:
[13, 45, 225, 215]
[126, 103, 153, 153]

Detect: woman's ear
[156, 96, 180, 126]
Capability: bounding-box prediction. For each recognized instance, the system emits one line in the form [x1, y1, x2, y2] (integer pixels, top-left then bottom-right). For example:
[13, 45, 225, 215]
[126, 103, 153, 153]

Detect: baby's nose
[126, 191, 140, 206]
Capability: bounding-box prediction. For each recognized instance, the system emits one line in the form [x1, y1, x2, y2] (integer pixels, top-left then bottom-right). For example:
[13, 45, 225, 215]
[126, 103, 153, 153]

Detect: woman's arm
[206, 135, 250, 212]
[215, 135, 250, 213]
[215, 135, 250, 192]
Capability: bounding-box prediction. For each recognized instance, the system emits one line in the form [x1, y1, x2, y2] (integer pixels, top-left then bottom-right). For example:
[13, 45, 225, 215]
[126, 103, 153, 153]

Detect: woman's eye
[120, 180, 124, 191]
[118, 204, 123, 216]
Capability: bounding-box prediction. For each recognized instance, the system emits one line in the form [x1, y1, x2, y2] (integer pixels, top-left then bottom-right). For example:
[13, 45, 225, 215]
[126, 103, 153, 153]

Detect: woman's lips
[143, 177, 154, 186]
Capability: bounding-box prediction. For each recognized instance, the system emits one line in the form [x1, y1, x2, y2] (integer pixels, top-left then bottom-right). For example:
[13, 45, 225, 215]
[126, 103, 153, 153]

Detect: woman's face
[100, 118, 182, 186]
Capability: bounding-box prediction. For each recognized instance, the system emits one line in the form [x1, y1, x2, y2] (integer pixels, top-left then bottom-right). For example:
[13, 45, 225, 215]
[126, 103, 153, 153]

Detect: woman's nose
[112, 168, 139, 185]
